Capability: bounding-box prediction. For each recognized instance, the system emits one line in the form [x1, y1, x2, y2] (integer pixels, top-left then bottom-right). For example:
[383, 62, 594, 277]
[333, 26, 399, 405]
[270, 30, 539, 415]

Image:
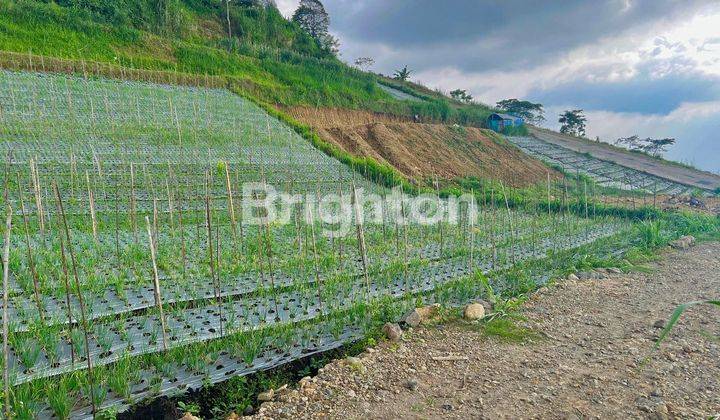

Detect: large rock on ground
[382, 322, 403, 341]
[463, 303, 486, 320]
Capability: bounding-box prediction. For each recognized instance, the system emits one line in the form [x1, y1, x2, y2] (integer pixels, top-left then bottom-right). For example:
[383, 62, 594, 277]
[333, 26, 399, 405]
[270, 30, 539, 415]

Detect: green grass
[481, 317, 541, 343]
[0, 0, 495, 125]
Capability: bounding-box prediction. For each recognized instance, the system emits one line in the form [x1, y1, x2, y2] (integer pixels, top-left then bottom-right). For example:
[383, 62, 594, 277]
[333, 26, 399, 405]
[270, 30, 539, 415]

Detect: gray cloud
[324, 0, 714, 73]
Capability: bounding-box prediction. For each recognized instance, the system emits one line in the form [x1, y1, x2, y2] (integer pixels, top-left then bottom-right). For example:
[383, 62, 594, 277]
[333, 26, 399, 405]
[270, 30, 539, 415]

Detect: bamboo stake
[306, 185, 324, 308]
[17, 184, 45, 323]
[499, 181, 516, 264]
[261, 175, 280, 321]
[145, 216, 169, 351]
[490, 189, 497, 269]
[130, 163, 138, 245]
[3, 206, 12, 420]
[30, 158, 45, 238]
[224, 162, 238, 249]
[165, 177, 175, 237]
[153, 198, 159, 250]
[86, 171, 98, 242]
[547, 171, 552, 217]
[351, 178, 370, 295]
[434, 176, 444, 255]
[52, 182, 96, 419]
[204, 188, 224, 335]
[58, 235, 76, 366]
[178, 188, 187, 279]
[399, 183, 409, 294]
[215, 225, 225, 335]
[469, 189, 476, 270]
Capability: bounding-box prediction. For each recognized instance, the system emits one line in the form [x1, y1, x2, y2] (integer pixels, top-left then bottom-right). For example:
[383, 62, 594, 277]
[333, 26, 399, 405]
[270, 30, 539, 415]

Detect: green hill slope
[0, 0, 493, 125]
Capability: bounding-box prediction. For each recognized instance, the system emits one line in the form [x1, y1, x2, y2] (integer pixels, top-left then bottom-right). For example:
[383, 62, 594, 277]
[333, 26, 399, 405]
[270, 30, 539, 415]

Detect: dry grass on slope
[288, 107, 561, 187]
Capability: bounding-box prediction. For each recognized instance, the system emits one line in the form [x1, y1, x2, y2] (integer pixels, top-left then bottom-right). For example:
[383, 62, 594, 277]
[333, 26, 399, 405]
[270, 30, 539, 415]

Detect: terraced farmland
[1, 70, 633, 419]
[507, 136, 702, 196]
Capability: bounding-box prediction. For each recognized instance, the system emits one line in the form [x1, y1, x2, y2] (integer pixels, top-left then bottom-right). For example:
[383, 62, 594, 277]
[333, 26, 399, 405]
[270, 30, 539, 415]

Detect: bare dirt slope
[251, 242, 720, 419]
[529, 126, 720, 192]
[289, 108, 561, 187]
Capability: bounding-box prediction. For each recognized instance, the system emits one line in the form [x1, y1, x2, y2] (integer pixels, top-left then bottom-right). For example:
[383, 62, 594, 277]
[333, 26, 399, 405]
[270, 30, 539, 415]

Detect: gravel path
[250, 242, 720, 419]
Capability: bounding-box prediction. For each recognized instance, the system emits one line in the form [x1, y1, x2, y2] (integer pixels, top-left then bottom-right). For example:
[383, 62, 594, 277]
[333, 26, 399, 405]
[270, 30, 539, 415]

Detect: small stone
[257, 389, 275, 402]
[463, 303, 486, 320]
[653, 319, 666, 329]
[180, 413, 200, 420]
[567, 273, 579, 281]
[404, 378, 419, 391]
[382, 322, 403, 341]
[403, 304, 441, 327]
[243, 406, 255, 416]
[669, 235, 695, 250]
[226, 412, 241, 420]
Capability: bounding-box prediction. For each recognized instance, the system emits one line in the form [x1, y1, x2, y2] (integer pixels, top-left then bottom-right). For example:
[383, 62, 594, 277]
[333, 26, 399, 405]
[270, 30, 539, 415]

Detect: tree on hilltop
[615, 135, 676, 157]
[496, 99, 545, 124]
[559, 109, 587, 136]
[394, 66, 412, 81]
[450, 89, 474, 103]
[292, 0, 339, 55]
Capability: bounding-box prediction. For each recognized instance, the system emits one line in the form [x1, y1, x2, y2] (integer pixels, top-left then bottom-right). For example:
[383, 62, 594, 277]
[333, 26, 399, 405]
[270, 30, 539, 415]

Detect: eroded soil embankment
[288, 107, 561, 187]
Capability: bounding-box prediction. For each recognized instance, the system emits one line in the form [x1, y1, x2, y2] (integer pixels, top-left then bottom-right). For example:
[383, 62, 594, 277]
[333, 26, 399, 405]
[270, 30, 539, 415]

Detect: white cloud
[274, 0, 299, 17]
[541, 101, 720, 173]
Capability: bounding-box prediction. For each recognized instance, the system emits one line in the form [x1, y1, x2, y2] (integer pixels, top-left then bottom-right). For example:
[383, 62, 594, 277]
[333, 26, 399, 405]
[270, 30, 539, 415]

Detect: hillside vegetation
[0, 0, 494, 125]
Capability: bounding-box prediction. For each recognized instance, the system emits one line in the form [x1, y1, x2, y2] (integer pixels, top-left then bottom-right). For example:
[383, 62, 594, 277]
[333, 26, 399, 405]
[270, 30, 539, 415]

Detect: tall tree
[559, 109, 587, 136]
[292, 0, 338, 54]
[496, 99, 545, 124]
[394, 66, 412, 81]
[450, 89, 473, 103]
[354, 57, 375, 71]
[616, 135, 676, 157]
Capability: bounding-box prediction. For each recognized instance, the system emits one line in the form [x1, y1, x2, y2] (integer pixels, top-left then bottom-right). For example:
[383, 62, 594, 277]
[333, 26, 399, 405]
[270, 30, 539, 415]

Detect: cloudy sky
[276, 0, 720, 173]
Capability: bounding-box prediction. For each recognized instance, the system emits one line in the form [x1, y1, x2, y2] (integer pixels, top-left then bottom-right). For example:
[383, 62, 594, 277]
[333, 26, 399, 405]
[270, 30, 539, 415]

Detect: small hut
[487, 113, 524, 132]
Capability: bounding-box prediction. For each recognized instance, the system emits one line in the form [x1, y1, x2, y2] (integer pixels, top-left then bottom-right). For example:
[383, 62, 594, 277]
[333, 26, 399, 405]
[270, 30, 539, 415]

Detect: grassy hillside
[0, 0, 494, 125]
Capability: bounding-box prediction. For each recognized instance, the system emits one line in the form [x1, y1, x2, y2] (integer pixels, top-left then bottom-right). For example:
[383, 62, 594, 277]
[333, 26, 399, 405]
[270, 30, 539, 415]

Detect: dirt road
[251, 242, 720, 419]
[529, 127, 720, 192]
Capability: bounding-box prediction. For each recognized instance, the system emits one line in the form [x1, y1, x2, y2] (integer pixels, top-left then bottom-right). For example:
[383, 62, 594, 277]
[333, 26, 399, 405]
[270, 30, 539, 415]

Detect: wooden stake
[224, 162, 238, 249]
[351, 179, 371, 295]
[3, 205, 12, 420]
[434, 176, 444, 255]
[130, 163, 138, 244]
[52, 182, 96, 419]
[17, 184, 45, 323]
[58, 235, 76, 366]
[469, 190, 476, 270]
[145, 216, 169, 351]
[86, 170, 98, 242]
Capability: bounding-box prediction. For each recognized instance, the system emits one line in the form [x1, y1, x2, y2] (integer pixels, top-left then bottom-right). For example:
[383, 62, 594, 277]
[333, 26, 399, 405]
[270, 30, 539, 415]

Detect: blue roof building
[487, 113, 524, 132]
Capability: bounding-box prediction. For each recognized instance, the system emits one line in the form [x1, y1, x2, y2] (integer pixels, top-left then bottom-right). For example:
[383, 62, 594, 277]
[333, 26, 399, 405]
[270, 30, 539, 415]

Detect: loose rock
[403, 304, 441, 327]
[382, 322, 403, 341]
[463, 303, 486, 320]
[257, 389, 275, 402]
